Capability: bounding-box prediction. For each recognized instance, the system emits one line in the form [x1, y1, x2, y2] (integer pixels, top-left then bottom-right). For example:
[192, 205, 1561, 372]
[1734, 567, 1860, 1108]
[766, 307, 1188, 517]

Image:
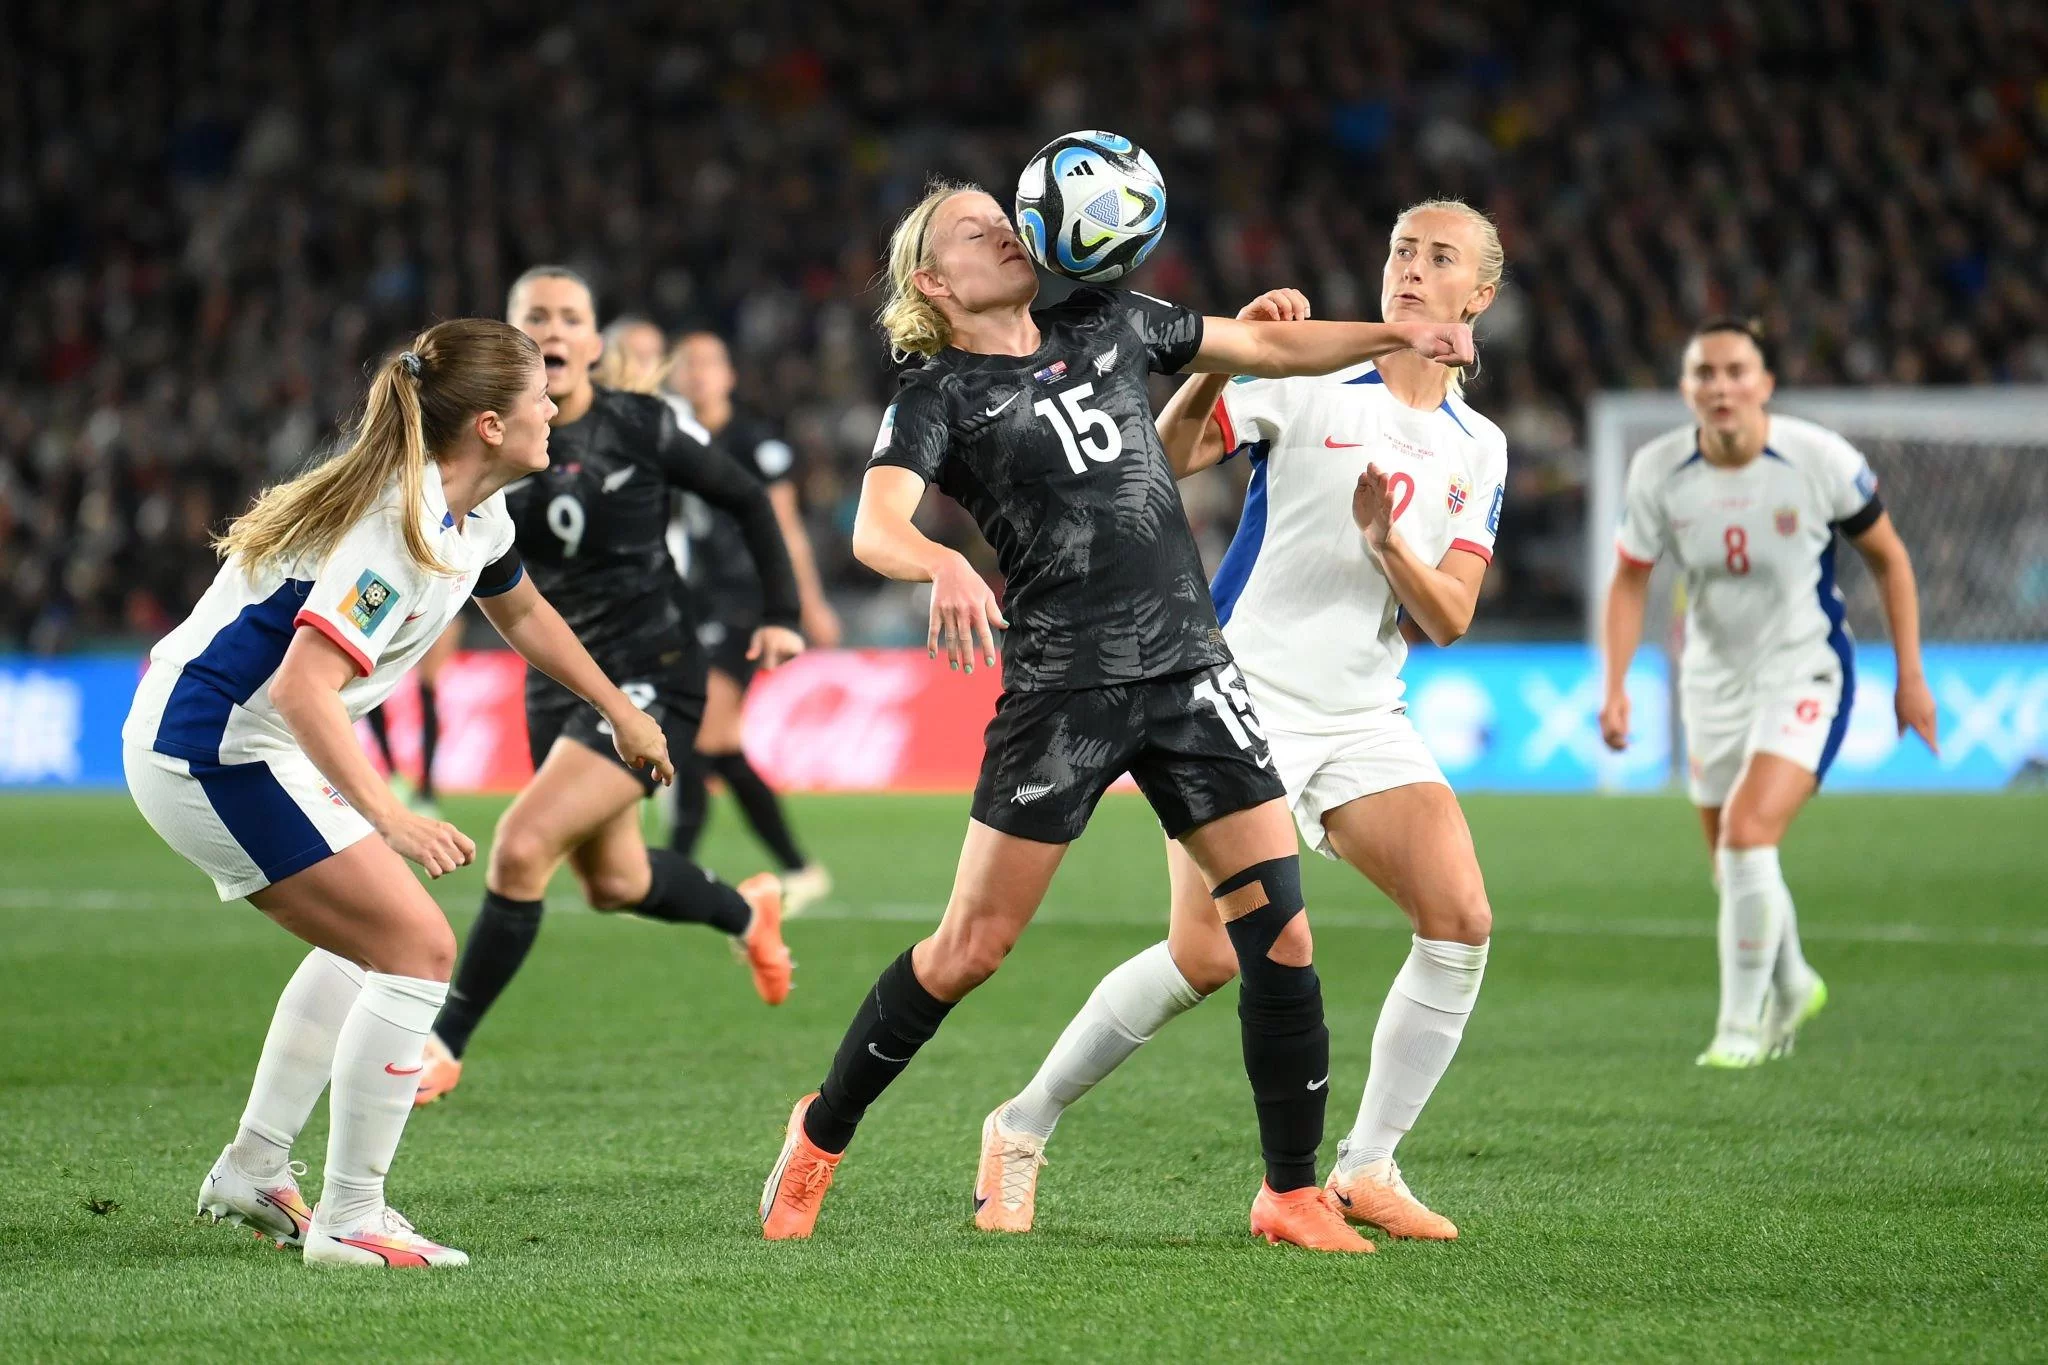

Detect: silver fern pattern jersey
[505, 387, 799, 683]
[868, 287, 1226, 692]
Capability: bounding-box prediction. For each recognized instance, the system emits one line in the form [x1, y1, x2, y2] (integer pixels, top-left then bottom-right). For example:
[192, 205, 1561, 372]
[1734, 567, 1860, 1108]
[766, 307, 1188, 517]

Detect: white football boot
[780, 865, 834, 919]
[196, 1145, 314, 1248]
[1696, 1027, 1768, 1069]
[304, 1204, 469, 1268]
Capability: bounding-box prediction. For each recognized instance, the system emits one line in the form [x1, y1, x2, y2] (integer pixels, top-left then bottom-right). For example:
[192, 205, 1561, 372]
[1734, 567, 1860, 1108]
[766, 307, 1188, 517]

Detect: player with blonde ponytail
[124, 317, 674, 1269]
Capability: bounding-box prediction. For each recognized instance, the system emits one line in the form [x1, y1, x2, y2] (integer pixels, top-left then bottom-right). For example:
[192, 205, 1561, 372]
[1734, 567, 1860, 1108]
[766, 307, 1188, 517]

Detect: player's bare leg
[1705, 753, 1826, 1067]
[765, 821, 1065, 1240]
[426, 739, 779, 1106]
[1321, 782, 1489, 1240]
[981, 839, 1231, 1231]
[1180, 800, 1370, 1254]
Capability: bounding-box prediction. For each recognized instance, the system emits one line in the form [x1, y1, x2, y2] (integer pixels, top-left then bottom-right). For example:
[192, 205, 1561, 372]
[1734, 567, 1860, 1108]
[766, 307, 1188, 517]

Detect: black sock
[803, 949, 954, 1153]
[1217, 858, 1328, 1193]
[435, 891, 544, 1058]
[417, 682, 439, 800]
[364, 705, 396, 771]
[709, 750, 806, 871]
[668, 751, 710, 859]
[632, 849, 751, 935]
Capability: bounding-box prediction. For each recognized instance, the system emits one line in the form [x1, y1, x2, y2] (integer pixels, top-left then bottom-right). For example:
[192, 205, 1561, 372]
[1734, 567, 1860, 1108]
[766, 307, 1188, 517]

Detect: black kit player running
[759, 184, 1474, 1251]
[426, 380, 804, 1080]
[680, 411, 794, 688]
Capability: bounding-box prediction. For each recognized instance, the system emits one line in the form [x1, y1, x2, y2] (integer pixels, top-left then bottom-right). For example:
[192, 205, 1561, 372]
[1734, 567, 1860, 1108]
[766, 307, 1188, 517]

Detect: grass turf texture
[2, 791, 2044, 1362]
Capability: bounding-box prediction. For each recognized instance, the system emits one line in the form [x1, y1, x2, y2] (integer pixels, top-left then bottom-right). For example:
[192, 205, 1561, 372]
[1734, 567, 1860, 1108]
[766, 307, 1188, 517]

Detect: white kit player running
[1601, 319, 1937, 1069]
[123, 320, 673, 1268]
[975, 201, 1507, 1246]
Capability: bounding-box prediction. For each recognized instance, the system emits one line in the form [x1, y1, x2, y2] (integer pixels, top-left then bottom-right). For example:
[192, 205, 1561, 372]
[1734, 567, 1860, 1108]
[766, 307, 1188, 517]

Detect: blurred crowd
[4, 0, 2045, 651]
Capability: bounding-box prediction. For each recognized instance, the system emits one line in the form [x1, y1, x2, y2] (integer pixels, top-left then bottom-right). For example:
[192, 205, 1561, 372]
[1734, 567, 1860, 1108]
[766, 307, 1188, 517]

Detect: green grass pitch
[2, 789, 2044, 1362]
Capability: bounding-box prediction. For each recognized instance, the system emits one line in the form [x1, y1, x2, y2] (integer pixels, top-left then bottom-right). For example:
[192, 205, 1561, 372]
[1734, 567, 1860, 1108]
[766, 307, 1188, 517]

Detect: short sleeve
[293, 510, 429, 676]
[1449, 430, 1509, 564]
[1117, 289, 1205, 374]
[1213, 375, 1294, 460]
[1817, 430, 1883, 529]
[473, 545, 524, 598]
[865, 379, 951, 483]
[1615, 448, 1666, 569]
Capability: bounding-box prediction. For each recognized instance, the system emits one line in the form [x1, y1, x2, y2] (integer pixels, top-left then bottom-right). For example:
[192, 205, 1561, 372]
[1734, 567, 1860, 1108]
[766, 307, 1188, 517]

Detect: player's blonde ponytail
[595, 316, 668, 395]
[1393, 199, 1504, 398]
[215, 319, 539, 577]
[877, 180, 981, 362]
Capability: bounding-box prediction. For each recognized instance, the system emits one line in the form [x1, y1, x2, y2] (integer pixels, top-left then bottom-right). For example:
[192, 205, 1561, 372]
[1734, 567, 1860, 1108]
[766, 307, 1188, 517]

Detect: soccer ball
[1015, 131, 1167, 283]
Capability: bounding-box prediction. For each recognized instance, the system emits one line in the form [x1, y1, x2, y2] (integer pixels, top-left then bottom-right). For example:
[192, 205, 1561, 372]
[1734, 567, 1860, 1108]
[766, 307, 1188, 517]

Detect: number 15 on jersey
[1033, 382, 1124, 474]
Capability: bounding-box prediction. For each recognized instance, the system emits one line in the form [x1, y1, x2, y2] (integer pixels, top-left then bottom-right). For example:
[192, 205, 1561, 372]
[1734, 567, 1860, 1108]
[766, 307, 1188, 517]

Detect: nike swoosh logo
[867, 1043, 910, 1064]
[602, 466, 635, 492]
[1307, 1075, 1329, 1091]
[984, 393, 1020, 418]
[1324, 437, 1363, 448]
[384, 1063, 424, 1076]
[1332, 1189, 1353, 1208]
[974, 1194, 989, 1212]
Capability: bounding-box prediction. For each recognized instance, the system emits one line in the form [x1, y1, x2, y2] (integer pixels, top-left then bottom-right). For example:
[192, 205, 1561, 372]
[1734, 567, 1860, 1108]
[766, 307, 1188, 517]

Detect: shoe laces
[377, 1206, 418, 1237]
[282, 1159, 308, 1184]
[994, 1136, 1046, 1209]
[784, 1151, 834, 1213]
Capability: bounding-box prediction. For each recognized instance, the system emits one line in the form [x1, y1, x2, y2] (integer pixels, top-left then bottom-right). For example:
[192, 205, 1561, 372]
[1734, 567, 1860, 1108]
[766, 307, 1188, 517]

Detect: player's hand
[800, 600, 843, 650]
[1393, 321, 1475, 366]
[604, 703, 675, 786]
[1599, 691, 1631, 751]
[1352, 463, 1397, 555]
[1238, 289, 1311, 323]
[747, 624, 806, 670]
[1896, 672, 1939, 754]
[929, 551, 1007, 674]
[378, 809, 476, 879]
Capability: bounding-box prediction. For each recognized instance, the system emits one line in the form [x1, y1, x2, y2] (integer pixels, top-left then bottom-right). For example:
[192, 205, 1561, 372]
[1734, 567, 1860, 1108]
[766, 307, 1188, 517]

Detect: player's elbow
[849, 508, 900, 575]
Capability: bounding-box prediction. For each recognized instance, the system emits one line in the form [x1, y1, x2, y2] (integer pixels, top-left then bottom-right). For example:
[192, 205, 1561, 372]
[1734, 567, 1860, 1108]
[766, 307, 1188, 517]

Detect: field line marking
[4, 889, 2045, 949]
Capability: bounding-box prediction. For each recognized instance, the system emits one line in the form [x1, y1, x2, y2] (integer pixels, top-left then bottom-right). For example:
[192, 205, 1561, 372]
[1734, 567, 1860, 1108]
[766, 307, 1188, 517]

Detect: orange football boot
[736, 874, 793, 1005]
[1325, 1154, 1457, 1240]
[761, 1093, 842, 1241]
[410, 1034, 462, 1108]
[972, 1108, 1047, 1233]
[1249, 1183, 1376, 1253]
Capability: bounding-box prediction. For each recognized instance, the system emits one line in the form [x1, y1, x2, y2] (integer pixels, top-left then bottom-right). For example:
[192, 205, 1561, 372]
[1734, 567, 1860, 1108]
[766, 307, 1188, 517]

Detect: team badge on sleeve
[340, 571, 401, 634]
[871, 403, 897, 457]
[1446, 475, 1471, 515]
[1854, 466, 1878, 500]
[1487, 483, 1504, 535]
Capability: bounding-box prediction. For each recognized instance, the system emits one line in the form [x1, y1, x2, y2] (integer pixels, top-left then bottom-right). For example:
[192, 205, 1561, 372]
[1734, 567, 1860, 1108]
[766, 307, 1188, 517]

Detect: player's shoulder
[591, 386, 672, 437]
[1767, 413, 1859, 464]
[1444, 393, 1507, 461]
[1628, 424, 1702, 480]
[730, 411, 795, 481]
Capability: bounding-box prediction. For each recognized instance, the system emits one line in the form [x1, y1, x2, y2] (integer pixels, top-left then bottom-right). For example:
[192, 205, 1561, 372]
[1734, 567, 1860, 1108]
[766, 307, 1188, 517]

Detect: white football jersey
[1616, 413, 1880, 687]
[1210, 361, 1508, 735]
[125, 463, 519, 765]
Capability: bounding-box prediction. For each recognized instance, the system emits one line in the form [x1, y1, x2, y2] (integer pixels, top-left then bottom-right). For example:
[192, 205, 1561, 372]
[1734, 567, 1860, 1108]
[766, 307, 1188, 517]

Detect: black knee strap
[1213, 856, 1305, 959]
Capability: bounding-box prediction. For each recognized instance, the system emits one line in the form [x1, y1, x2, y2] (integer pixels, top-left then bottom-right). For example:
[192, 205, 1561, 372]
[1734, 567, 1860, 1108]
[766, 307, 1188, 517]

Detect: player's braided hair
[877, 179, 983, 361]
[1392, 199, 1504, 398]
[215, 319, 539, 576]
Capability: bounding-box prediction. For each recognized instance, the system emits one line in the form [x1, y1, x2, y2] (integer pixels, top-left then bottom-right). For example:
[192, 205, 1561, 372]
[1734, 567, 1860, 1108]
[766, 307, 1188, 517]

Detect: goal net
[1585, 387, 2048, 789]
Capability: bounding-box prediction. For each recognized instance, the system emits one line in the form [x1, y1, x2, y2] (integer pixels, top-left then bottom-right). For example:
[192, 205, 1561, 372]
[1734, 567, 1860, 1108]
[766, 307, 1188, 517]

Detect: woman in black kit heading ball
[759, 183, 1473, 1251]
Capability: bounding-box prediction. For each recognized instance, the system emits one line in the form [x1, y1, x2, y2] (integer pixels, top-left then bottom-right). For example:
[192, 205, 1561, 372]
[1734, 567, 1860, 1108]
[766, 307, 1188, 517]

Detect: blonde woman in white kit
[123, 319, 672, 1267]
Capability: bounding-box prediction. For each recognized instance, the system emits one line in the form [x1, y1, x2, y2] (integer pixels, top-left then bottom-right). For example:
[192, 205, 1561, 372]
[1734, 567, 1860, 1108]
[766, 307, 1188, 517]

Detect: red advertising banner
[360, 648, 1008, 794]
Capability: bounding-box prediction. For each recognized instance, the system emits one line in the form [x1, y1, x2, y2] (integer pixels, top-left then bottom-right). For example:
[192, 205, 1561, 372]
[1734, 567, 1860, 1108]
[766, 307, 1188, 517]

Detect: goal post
[1585, 386, 2048, 790]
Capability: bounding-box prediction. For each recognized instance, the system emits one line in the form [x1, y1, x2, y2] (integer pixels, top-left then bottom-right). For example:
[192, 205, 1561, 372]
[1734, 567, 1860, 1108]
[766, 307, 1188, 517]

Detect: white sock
[1775, 895, 1815, 995]
[1716, 846, 1787, 1035]
[321, 972, 448, 1227]
[1343, 936, 1488, 1171]
[230, 949, 365, 1178]
[1000, 941, 1204, 1141]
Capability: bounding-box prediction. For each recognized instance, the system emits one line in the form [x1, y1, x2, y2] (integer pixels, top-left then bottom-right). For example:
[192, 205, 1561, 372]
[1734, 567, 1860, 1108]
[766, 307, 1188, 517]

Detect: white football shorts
[124, 742, 375, 900]
[1264, 710, 1450, 860]
[1680, 647, 1852, 808]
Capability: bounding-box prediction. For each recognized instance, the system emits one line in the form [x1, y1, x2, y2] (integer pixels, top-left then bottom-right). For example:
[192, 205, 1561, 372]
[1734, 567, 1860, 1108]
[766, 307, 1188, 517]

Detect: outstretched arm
[1849, 511, 1938, 752]
[476, 575, 676, 783]
[1158, 290, 1313, 478]
[1191, 315, 1472, 379]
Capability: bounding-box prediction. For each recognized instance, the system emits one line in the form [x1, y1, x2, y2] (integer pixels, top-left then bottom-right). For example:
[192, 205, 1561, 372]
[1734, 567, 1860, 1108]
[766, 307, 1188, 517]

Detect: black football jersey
[680, 411, 797, 624]
[868, 286, 1228, 692]
[505, 388, 800, 678]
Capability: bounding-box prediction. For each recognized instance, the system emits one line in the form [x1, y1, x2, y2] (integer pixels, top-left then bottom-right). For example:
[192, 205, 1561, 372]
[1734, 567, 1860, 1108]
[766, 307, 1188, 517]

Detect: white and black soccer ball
[1015, 130, 1167, 283]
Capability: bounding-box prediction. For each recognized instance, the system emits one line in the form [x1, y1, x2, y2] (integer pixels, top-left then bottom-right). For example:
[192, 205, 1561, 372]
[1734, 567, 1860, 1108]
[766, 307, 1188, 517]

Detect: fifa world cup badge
[342, 571, 401, 634]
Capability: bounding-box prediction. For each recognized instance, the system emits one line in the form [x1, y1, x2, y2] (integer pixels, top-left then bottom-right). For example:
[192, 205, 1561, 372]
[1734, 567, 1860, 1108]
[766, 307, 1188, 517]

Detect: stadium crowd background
[3, 0, 2045, 654]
